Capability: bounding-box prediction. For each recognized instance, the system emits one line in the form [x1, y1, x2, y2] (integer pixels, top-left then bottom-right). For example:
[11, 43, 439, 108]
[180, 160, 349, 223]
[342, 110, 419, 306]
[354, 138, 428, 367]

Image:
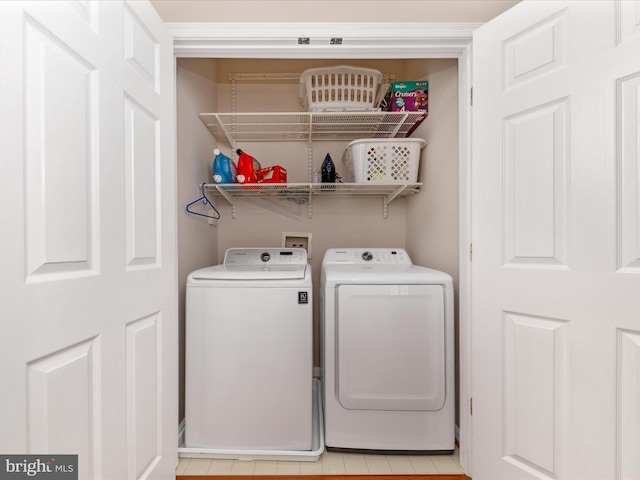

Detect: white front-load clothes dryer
[321, 248, 454, 453]
[185, 248, 313, 451]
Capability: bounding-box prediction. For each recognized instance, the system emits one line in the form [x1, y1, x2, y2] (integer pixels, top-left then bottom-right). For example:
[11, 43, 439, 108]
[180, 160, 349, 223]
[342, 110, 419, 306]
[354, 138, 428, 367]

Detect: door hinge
[470, 87, 473, 106]
[470, 397, 473, 416]
[469, 243, 473, 261]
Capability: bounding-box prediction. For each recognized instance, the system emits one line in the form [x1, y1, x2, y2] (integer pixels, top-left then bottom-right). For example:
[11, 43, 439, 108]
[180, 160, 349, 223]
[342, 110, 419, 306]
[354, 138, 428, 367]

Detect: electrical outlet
[282, 232, 312, 259]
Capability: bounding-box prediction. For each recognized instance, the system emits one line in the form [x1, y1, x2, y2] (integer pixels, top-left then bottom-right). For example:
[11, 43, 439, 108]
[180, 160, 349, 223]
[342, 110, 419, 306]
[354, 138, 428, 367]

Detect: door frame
[167, 21, 476, 475]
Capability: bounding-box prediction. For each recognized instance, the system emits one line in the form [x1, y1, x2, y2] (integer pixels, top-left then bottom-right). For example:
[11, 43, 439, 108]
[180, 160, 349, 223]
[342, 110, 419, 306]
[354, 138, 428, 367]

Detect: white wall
[176, 61, 220, 419]
[404, 59, 460, 422]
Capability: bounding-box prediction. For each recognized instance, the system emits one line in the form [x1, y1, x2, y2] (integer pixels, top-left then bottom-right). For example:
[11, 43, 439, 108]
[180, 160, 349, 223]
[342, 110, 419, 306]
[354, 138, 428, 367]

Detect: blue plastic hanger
[185, 183, 220, 220]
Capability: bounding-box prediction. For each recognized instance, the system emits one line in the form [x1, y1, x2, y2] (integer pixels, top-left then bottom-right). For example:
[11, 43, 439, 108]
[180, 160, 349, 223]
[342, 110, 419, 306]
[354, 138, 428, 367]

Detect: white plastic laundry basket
[300, 66, 383, 112]
[342, 138, 426, 183]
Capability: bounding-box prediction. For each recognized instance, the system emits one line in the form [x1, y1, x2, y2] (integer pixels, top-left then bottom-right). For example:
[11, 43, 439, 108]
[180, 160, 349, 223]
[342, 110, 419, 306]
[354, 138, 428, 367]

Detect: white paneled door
[0, 1, 177, 479]
[472, 1, 640, 479]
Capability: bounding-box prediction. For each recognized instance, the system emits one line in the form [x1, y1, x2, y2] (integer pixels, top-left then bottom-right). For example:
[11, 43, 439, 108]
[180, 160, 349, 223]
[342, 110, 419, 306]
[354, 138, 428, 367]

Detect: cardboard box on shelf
[381, 81, 429, 114]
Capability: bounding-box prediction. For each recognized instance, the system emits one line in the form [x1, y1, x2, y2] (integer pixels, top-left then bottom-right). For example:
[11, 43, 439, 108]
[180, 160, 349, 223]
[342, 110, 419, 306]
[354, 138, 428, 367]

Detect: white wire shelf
[197, 109, 426, 218]
[204, 182, 422, 219]
[200, 111, 427, 143]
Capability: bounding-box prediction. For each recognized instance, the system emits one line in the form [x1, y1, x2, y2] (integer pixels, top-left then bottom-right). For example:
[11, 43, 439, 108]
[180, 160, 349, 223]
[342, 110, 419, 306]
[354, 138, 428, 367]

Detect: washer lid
[191, 264, 307, 281]
[191, 247, 309, 281]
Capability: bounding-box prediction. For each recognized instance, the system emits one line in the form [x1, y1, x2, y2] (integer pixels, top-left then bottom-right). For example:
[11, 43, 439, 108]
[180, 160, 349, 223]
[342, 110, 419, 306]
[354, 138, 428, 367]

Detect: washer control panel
[323, 248, 412, 265]
[224, 248, 308, 265]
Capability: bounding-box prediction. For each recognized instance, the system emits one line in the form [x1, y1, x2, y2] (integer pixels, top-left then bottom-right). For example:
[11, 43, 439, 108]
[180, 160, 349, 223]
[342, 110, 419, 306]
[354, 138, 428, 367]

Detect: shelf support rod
[231, 77, 237, 113]
[213, 184, 234, 204]
[391, 113, 410, 137]
[229, 73, 301, 82]
[385, 184, 408, 204]
[205, 183, 236, 220]
[231, 77, 237, 139]
[383, 185, 408, 218]
[247, 198, 301, 221]
[212, 184, 238, 219]
[307, 143, 313, 183]
[215, 114, 236, 147]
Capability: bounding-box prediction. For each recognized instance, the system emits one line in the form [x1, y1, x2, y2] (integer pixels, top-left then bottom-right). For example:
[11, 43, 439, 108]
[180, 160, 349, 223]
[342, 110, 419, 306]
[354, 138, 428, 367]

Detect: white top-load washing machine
[185, 248, 313, 451]
[321, 248, 455, 453]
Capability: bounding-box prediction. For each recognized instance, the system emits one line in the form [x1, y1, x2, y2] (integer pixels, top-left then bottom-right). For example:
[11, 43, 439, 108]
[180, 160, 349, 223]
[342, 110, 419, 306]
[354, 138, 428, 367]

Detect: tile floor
[176, 448, 463, 476]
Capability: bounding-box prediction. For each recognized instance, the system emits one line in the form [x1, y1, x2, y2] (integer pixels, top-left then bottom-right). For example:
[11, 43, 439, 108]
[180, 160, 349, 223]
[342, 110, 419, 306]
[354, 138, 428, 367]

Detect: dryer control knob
[260, 252, 271, 262]
[362, 251, 373, 261]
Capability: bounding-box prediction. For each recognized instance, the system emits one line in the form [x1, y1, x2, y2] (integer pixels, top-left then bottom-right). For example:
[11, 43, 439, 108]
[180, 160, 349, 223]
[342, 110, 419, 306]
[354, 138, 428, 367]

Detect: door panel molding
[124, 2, 160, 92]
[28, 337, 100, 478]
[23, 15, 98, 281]
[126, 313, 162, 480]
[617, 0, 640, 44]
[124, 94, 161, 270]
[502, 9, 567, 91]
[617, 328, 640, 480]
[617, 72, 640, 272]
[503, 98, 569, 269]
[502, 312, 568, 479]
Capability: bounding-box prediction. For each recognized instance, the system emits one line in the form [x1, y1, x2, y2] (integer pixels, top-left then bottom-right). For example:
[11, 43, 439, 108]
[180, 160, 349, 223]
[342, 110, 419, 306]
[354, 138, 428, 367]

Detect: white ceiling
[151, 0, 520, 24]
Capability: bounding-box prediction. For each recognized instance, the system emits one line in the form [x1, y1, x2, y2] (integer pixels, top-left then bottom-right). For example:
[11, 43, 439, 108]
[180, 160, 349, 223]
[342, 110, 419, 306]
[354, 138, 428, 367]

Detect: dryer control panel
[322, 248, 412, 265]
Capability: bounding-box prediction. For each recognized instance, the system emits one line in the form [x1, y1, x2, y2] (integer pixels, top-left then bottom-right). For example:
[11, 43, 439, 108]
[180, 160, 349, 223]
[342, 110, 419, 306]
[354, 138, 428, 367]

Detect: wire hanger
[185, 183, 221, 220]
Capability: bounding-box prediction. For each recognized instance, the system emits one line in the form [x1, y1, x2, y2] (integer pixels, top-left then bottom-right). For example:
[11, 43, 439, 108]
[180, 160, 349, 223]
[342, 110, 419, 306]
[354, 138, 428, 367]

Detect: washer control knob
[362, 251, 373, 261]
[260, 252, 271, 262]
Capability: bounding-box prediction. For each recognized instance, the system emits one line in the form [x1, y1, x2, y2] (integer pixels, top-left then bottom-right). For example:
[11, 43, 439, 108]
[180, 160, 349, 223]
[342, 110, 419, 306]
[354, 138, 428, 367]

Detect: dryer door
[336, 284, 446, 411]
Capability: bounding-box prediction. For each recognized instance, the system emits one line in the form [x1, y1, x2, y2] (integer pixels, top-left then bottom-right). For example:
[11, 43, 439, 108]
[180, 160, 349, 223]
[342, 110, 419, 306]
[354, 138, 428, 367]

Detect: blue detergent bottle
[212, 149, 237, 184]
